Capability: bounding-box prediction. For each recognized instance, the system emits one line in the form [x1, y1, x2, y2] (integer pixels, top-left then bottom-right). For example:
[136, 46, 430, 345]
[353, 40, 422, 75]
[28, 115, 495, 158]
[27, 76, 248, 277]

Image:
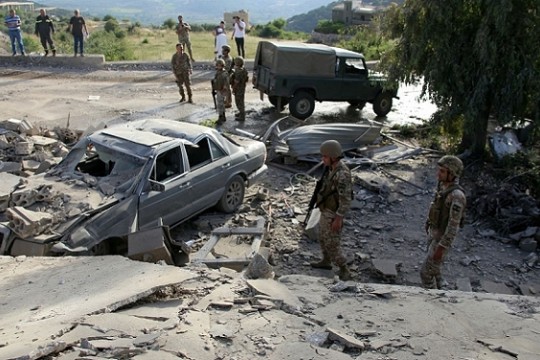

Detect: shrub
[162, 18, 176, 30]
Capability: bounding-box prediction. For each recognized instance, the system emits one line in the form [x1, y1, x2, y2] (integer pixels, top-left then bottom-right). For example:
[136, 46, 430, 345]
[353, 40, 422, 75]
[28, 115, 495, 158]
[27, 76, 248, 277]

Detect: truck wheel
[269, 96, 289, 109]
[289, 91, 315, 120]
[373, 92, 393, 117]
[348, 100, 366, 109]
[217, 175, 245, 213]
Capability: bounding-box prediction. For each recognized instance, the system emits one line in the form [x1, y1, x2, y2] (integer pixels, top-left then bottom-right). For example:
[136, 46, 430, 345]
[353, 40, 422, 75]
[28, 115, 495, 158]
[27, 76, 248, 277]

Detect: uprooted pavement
[1, 255, 540, 360]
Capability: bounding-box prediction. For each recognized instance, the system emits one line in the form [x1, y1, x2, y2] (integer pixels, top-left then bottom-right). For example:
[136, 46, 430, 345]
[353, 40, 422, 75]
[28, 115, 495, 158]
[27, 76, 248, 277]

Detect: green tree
[104, 19, 120, 33]
[162, 18, 176, 30]
[86, 30, 134, 61]
[380, 1, 540, 157]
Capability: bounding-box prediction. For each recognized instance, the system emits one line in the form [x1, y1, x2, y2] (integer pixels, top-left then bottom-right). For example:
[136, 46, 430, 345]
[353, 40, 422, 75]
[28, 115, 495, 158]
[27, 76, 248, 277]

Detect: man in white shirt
[231, 16, 246, 58]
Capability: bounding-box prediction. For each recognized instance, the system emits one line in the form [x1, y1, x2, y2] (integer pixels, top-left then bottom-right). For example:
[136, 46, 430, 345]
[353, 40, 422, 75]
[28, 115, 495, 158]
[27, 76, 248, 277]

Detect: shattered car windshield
[53, 141, 148, 196]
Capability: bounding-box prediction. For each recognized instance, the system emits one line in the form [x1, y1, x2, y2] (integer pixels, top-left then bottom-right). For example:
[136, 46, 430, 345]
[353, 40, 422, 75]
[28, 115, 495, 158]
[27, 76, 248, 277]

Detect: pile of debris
[0, 118, 80, 177]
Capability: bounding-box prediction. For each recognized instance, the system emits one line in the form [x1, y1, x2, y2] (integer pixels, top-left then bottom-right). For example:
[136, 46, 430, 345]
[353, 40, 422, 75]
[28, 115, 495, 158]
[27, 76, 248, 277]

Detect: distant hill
[286, 2, 339, 32]
[286, 0, 404, 33]
[39, 0, 336, 25]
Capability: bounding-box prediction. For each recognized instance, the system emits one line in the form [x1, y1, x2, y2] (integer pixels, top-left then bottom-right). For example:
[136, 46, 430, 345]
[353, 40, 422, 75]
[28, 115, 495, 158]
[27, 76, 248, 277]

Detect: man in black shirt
[35, 8, 56, 56]
[68, 9, 88, 57]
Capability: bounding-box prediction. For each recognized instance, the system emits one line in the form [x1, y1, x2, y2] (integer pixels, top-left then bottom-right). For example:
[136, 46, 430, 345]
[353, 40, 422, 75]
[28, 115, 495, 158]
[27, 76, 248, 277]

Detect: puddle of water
[311, 81, 437, 127]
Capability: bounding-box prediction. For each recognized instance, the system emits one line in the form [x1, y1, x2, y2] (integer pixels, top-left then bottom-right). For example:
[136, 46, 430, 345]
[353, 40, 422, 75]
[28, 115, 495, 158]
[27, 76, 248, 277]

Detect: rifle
[303, 165, 329, 227]
[211, 79, 217, 110]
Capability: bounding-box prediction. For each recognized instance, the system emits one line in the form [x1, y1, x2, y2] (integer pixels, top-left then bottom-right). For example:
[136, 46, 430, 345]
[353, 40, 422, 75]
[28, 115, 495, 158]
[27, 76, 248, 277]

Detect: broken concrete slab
[269, 341, 352, 360]
[456, 277, 473, 292]
[480, 280, 515, 295]
[247, 278, 303, 311]
[371, 258, 400, 277]
[0, 256, 195, 360]
[327, 327, 366, 350]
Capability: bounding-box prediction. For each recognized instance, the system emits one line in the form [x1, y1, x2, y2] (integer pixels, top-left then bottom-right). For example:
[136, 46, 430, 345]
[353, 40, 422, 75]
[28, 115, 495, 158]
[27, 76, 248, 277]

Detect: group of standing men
[3, 8, 88, 57]
[172, 14, 249, 123]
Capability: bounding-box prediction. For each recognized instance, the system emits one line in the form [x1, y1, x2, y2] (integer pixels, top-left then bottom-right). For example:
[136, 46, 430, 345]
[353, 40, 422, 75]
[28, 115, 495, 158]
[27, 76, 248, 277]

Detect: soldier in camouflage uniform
[230, 57, 249, 121]
[213, 58, 229, 123]
[220, 45, 233, 108]
[421, 155, 467, 289]
[176, 15, 194, 62]
[171, 43, 193, 103]
[310, 140, 353, 281]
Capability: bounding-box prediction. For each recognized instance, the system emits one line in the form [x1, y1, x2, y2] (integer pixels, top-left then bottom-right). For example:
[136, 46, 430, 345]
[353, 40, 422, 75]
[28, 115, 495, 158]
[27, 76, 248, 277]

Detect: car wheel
[373, 92, 393, 117]
[269, 96, 289, 110]
[217, 175, 245, 213]
[289, 91, 315, 120]
[348, 100, 366, 109]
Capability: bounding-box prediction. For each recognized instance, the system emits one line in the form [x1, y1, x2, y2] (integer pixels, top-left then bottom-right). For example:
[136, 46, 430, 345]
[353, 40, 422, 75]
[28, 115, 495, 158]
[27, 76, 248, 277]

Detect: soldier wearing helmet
[421, 155, 467, 289]
[310, 140, 353, 281]
[230, 56, 249, 121]
[219, 44, 233, 108]
[212, 58, 229, 123]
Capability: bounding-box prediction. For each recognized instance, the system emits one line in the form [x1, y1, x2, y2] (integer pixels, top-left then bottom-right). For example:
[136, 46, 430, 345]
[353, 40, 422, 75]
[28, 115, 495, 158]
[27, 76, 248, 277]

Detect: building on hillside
[223, 10, 249, 31]
[0, 1, 34, 12]
[332, 0, 382, 26]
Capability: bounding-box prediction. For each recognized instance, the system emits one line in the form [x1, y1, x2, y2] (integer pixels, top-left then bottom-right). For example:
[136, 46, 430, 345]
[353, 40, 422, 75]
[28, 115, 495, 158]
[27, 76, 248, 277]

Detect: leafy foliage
[380, 0, 540, 157]
[86, 30, 134, 61]
[251, 18, 307, 40]
[314, 20, 345, 34]
[162, 18, 176, 30]
[338, 24, 394, 60]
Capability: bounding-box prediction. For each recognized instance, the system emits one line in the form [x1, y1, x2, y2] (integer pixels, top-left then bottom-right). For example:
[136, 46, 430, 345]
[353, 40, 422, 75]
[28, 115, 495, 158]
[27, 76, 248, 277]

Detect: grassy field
[128, 28, 264, 61]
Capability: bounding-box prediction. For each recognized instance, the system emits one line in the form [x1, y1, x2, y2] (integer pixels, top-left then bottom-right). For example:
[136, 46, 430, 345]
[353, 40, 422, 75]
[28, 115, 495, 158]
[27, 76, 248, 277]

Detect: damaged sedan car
[0, 118, 267, 257]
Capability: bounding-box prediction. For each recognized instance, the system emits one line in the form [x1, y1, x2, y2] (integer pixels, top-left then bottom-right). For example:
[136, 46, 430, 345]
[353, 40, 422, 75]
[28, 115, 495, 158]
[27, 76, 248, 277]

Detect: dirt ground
[1, 63, 539, 296]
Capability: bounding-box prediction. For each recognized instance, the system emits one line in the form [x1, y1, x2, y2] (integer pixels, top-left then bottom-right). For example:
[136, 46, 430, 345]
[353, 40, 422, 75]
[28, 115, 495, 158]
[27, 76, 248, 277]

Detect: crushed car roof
[91, 119, 216, 147]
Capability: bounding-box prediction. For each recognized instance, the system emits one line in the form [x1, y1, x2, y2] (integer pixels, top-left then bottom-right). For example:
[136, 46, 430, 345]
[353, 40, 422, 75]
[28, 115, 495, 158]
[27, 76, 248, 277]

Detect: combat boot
[188, 96, 193, 104]
[310, 257, 332, 270]
[179, 95, 186, 102]
[338, 265, 351, 281]
[44, 50, 49, 57]
[52, 49, 56, 57]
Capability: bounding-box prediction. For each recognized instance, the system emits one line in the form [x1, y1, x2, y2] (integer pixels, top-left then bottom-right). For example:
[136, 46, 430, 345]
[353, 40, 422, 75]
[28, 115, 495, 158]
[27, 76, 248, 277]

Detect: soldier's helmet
[234, 56, 244, 66]
[215, 59, 225, 66]
[222, 44, 231, 52]
[438, 155, 463, 177]
[320, 140, 342, 158]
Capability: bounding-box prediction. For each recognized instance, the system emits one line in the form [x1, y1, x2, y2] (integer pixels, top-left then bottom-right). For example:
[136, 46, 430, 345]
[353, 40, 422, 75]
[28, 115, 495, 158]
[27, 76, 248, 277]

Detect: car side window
[209, 139, 226, 160]
[186, 138, 212, 169]
[151, 146, 184, 182]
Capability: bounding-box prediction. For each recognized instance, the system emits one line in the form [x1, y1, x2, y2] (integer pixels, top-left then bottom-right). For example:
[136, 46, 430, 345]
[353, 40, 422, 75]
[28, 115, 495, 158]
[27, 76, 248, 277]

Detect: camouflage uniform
[316, 161, 352, 269]
[176, 21, 194, 60]
[213, 66, 229, 122]
[220, 52, 233, 107]
[171, 50, 192, 101]
[421, 180, 467, 288]
[230, 64, 249, 121]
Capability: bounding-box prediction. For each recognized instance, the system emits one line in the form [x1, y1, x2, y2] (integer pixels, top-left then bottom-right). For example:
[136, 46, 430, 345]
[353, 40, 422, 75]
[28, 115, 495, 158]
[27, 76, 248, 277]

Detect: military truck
[252, 41, 398, 119]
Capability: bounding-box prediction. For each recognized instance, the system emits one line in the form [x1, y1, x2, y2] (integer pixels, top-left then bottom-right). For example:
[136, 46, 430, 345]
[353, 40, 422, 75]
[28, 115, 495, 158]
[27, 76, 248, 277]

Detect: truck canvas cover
[256, 41, 336, 78]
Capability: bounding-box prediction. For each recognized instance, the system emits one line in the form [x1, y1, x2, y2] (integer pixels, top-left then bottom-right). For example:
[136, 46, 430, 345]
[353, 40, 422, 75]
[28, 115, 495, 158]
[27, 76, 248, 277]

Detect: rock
[244, 253, 274, 279]
[519, 238, 537, 252]
[327, 327, 365, 350]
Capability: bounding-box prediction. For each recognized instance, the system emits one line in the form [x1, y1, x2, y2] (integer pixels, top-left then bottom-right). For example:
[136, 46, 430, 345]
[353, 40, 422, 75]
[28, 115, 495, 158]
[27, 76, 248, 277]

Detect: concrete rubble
[1, 255, 539, 360]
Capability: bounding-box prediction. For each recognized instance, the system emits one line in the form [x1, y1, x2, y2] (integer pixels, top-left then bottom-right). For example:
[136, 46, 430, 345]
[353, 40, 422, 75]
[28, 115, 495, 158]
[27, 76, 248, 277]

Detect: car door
[183, 136, 231, 211]
[138, 145, 195, 229]
[339, 57, 374, 100]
